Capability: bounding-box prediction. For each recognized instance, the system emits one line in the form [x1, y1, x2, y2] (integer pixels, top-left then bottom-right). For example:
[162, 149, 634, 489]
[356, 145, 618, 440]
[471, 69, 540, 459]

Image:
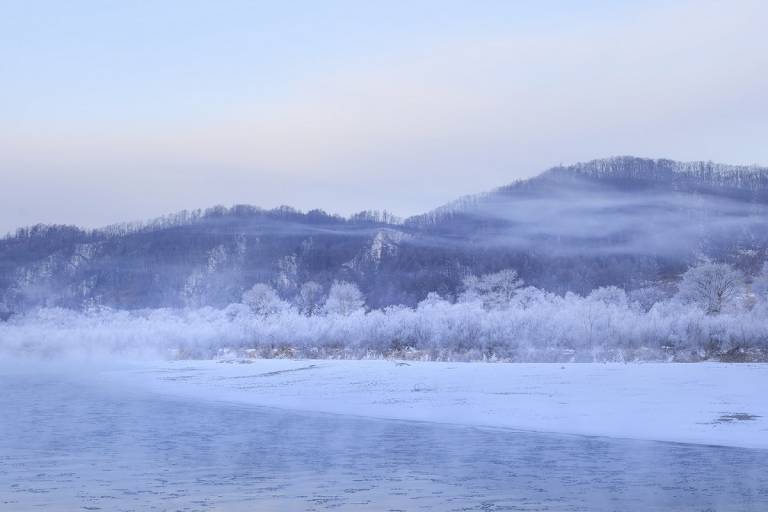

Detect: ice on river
[1, 366, 767, 512]
[104, 359, 768, 450]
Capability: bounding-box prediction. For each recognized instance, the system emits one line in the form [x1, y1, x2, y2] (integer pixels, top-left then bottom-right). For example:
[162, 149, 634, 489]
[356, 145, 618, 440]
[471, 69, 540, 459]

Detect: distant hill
[3, 156, 768, 311]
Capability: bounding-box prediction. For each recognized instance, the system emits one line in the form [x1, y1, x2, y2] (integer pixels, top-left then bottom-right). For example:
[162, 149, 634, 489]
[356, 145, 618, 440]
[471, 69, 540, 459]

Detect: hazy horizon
[3, 1, 767, 234]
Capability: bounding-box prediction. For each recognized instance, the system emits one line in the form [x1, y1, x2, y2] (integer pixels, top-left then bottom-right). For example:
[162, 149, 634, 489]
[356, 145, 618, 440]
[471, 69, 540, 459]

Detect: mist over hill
[3, 156, 768, 312]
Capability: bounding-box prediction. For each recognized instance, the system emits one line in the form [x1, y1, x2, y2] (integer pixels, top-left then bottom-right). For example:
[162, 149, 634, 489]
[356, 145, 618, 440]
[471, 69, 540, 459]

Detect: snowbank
[109, 360, 768, 450]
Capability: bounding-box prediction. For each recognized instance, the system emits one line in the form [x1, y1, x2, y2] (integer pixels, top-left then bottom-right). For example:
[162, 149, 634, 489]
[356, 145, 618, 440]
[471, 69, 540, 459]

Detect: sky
[2, 0, 767, 234]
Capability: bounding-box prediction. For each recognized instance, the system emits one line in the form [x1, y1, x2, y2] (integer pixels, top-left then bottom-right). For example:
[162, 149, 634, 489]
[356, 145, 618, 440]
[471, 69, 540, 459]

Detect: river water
[0, 369, 766, 511]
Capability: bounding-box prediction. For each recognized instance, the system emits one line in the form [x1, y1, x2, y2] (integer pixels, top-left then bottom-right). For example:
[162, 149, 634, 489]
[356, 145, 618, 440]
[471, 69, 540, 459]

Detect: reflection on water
[0, 372, 766, 511]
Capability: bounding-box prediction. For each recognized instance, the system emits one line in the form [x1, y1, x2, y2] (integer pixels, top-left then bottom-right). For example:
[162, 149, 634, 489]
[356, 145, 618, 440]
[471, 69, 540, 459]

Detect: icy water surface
[1, 369, 767, 511]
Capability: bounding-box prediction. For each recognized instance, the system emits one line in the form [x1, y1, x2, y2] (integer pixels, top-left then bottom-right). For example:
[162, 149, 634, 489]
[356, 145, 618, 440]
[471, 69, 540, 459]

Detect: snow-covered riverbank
[105, 360, 768, 450]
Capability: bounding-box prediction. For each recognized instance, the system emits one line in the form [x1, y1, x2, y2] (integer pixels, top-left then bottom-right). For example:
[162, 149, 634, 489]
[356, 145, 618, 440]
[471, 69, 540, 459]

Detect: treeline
[3, 263, 767, 362]
[4, 205, 402, 241]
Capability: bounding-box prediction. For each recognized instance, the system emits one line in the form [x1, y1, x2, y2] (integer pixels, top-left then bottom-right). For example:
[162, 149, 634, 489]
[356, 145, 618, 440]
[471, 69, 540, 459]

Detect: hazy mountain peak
[417, 157, 768, 224]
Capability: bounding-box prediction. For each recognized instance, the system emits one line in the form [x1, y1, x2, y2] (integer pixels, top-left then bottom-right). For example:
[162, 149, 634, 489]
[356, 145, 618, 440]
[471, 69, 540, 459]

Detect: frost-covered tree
[6, 280, 768, 361]
[417, 292, 449, 309]
[587, 286, 628, 307]
[224, 302, 252, 321]
[510, 286, 552, 310]
[0, 300, 12, 322]
[296, 281, 325, 315]
[752, 262, 768, 303]
[460, 269, 523, 310]
[629, 284, 669, 312]
[241, 283, 289, 316]
[676, 262, 744, 315]
[324, 281, 365, 315]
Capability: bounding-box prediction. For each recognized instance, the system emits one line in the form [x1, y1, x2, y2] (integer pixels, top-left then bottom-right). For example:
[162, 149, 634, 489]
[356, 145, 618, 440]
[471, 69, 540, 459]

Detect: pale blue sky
[2, 1, 767, 233]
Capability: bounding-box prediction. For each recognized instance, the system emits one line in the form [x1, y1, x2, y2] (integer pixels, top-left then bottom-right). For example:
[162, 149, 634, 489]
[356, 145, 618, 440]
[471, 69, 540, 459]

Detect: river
[1, 368, 766, 511]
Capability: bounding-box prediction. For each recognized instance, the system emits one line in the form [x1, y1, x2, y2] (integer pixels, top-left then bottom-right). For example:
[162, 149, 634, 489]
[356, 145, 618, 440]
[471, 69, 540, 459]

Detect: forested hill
[407, 157, 768, 227]
[2, 156, 768, 312]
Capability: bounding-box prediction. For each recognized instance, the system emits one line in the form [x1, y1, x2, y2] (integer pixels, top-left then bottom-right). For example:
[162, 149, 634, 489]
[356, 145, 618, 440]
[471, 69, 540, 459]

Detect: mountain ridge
[6, 156, 768, 238]
[3, 156, 768, 312]
[408, 156, 768, 227]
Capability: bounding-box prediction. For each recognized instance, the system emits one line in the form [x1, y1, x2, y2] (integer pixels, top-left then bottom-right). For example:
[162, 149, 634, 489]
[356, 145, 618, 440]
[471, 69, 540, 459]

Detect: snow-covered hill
[3, 156, 768, 311]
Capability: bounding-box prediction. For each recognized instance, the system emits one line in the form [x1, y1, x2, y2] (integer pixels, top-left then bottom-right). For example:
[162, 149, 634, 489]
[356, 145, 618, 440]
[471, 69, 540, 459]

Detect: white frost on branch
[323, 281, 365, 316]
[676, 262, 744, 315]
